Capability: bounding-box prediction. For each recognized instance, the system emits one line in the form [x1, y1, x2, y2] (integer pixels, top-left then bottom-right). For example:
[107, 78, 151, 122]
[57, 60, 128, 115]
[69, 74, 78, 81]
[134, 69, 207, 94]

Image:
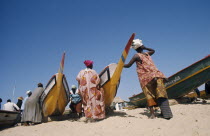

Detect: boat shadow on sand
[106, 110, 136, 118]
[0, 124, 19, 131]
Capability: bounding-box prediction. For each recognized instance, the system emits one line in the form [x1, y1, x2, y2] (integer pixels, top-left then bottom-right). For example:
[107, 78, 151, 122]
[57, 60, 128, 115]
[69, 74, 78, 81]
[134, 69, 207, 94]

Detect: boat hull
[100, 64, 119, 108]
[99, 33, 135, 108]
[41, 73, 70, 117]
[0, 110, 20, 127]
[129, 55, 210, 107]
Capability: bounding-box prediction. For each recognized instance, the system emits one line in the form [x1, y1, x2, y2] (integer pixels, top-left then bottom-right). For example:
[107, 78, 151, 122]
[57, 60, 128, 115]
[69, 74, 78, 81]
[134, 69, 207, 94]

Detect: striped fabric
[157, 98, 173, 119]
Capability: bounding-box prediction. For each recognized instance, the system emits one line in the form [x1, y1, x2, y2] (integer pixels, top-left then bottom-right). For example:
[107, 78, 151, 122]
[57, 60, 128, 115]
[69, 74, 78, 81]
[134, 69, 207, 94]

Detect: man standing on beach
[22, 83, 44, 125]
[21, 90, 32, 111]
[124, 38, 173, 119]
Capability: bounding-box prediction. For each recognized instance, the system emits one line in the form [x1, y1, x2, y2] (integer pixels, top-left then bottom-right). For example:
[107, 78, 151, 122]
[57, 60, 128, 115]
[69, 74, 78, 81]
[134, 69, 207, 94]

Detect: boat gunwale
[41, 75, 57, 103]
[45, 75, 57, 89]
[99, 66, 111, 87]
[167, 55, 210, 79]
[0, 110, 20, 114]
[42, 74, 70, 103]
[62, 75, 70, 101]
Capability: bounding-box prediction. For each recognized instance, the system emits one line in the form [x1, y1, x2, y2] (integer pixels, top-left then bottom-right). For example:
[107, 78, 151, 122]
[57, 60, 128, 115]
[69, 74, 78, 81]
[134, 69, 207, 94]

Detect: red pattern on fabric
[76, 68, 105, 119]
[136, 53, 166, 88]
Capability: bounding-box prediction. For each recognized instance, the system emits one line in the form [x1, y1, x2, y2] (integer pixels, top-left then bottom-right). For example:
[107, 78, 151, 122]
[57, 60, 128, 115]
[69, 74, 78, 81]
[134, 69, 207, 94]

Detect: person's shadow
[138, 109, 162, 118]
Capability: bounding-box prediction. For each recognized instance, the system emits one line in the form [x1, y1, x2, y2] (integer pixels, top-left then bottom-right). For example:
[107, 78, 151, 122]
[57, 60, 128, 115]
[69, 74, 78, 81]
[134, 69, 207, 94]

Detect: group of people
[0, 92, 33, 112]
[1, 38, 210, 124]
[0, 96, 26, 112]
[70, 38, 173, 120]
[0, 83, 44, 126]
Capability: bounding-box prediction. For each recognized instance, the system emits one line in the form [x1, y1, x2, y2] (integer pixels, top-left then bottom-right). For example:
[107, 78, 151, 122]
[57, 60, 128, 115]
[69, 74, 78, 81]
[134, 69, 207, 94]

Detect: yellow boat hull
[100, 64, 120, 108]
[99, 33, 135, 108]
[103, 76, 120, 108]
[41, 73, 70, 117]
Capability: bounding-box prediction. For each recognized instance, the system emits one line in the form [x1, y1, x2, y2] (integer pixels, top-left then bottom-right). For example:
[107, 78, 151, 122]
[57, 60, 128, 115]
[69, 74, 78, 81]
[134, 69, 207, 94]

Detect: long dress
[21, 87, 44, 123]
[136, 53, 172, 118]
[76, 68, 105, 119]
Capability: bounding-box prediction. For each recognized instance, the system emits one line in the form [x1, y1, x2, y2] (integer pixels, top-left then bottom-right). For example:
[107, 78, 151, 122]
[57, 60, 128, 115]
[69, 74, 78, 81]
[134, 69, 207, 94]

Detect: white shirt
[3, 102, 20, 111]
[21, 96, 28, 110]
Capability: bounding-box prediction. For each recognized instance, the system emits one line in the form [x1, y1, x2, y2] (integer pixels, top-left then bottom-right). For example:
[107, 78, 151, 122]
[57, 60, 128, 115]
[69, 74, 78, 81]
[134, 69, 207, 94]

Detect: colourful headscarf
[84, 60, 93, 67]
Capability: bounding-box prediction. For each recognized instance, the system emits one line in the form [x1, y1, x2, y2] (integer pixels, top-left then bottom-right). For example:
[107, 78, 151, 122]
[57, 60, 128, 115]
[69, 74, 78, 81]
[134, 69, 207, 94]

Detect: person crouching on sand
[76, 60, 105, 122]
[124, 38, 173, 119]
[69, 85, 82, 118]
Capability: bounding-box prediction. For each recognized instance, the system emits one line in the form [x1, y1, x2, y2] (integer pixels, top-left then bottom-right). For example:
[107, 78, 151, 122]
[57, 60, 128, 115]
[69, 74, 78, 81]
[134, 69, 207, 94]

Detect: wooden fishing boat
[40, 53, 70, 117]
[0, 110, 20, 127]
[99, 33, 135, 108]
[129, 55, 210, 107]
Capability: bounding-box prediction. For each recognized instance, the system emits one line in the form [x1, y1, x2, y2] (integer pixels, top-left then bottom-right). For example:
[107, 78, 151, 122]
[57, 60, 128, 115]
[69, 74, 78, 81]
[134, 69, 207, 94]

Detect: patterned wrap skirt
[142, 78, 168, 107]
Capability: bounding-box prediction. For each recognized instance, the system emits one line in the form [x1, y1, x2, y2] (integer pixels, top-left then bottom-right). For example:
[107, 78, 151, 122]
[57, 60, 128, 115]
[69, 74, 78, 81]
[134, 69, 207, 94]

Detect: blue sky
[0, 0, 209, 104]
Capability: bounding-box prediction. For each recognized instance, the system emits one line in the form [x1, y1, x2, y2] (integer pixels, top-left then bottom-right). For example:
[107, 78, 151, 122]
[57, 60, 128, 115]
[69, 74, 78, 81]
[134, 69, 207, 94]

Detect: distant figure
[194, 88, 200, 98]
[21, 90, 32, 111]
[115, 103, 120, 111]
[193, 88, 201, 102]
[69, 85, 82, 118]
[124, 39, 173, 119]
[0, 98, 2, 110]
[77, 60, 105, 121]
[3, 99, 20, 111]
[118, 103, 122, 110]
[202, 81, 210, 103]
[16, 97, 24, 109]
[21, 83, 44, 126]
[205, 81, 210, 96]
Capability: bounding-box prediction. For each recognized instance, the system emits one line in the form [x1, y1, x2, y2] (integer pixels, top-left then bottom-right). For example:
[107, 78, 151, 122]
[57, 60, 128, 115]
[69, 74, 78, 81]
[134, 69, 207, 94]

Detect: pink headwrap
[84, 60, 93, 67]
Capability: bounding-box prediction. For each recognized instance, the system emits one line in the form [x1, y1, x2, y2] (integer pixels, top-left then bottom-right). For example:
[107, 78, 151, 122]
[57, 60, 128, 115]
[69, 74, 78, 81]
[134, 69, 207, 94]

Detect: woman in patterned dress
[76, 60, 105, 121]
[124, 39, 173, 119]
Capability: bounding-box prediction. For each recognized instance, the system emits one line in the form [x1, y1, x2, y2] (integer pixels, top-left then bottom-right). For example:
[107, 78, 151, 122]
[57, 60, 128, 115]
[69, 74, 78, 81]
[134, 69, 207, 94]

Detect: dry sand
[1, 100, 210, 136]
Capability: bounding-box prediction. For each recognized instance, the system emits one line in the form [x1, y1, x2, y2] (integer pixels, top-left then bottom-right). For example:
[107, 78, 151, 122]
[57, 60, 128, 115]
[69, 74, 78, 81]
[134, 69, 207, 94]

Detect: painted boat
[99, 33, 135, 108]
[0, 110, 20, 127]
[129, 55, 210, 107]
[41, 52, 70, 117]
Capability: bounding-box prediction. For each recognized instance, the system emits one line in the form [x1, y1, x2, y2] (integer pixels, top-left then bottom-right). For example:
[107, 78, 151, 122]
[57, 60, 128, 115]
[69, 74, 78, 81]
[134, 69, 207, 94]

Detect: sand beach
[1, 100, 210, 136]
